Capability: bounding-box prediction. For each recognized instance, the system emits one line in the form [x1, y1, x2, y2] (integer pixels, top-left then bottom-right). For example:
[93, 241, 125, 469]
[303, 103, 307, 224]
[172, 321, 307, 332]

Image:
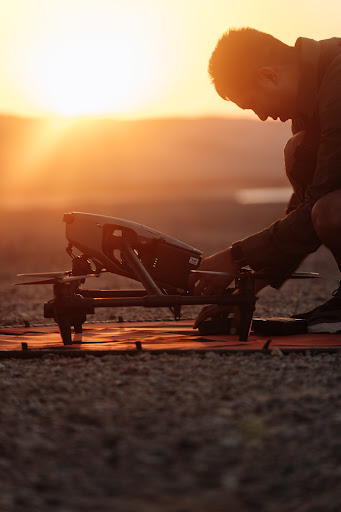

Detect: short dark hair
[208, 27, 294, 100]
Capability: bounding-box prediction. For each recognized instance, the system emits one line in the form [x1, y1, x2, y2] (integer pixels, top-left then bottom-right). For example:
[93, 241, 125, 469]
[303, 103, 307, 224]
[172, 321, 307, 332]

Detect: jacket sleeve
[235, 55, 341, 288]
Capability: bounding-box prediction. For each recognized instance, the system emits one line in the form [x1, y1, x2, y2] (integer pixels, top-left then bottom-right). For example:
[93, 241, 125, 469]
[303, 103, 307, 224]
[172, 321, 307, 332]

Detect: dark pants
[283, 131, 341, 271]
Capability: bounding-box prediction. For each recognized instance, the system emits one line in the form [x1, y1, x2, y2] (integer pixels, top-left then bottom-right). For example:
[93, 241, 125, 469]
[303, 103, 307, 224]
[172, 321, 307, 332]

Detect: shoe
[292, 282, 341, 333]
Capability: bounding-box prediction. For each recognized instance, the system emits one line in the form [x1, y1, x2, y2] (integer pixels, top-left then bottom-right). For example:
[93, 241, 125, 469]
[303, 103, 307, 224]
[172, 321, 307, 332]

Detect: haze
[0, 1, 338, 208]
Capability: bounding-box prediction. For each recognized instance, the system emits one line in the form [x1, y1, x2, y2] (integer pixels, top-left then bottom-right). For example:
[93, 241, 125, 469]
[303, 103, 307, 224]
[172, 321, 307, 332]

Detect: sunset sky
[1, 0, 340, 119]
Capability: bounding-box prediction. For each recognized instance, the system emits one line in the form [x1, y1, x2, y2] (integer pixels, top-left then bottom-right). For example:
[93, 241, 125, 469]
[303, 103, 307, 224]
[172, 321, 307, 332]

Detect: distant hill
[1, 115, 291, 207]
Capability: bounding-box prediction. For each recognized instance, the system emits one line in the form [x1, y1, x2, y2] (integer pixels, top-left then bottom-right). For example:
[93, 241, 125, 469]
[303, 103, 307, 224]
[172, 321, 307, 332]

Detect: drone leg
[173, 304, 181, 321]
[236, 271, 257, 342]
[56, 317, 73, 345]
[238, 305, 255, 342]
[73, 322, 83, 334]
[72, 313, 86, 334]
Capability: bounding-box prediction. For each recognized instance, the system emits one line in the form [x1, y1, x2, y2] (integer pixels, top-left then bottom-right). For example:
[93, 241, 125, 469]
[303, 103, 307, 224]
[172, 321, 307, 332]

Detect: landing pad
[1, 320, 341, 357]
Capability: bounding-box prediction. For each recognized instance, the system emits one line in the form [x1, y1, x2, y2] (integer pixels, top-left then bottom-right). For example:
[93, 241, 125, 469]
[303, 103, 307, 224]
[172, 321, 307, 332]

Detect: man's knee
[311, 190, 341, 239]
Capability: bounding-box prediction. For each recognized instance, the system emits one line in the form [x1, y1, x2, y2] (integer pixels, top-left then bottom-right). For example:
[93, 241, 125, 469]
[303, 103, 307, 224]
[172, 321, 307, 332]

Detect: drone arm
[121, 239, 163, 296]
[253, 277, 268, 295]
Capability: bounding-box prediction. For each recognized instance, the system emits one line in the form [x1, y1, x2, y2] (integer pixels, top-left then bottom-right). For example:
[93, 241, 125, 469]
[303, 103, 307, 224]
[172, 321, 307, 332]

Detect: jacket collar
[295, 37, 321, 122]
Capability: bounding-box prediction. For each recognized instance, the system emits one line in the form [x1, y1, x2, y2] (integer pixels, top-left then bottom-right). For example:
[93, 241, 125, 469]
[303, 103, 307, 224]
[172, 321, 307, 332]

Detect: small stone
[271, 348, 284, 357]
[221, 473, 239, 490]
[241, 415, 265, 439]
[205, 351, 217, 359]
[221, 434, 241, 448]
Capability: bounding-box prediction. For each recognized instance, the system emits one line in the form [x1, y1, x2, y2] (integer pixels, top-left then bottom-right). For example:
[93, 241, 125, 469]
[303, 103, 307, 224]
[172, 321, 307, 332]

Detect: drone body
[64, 212, 202, 292]
[18, 212, 254, 345]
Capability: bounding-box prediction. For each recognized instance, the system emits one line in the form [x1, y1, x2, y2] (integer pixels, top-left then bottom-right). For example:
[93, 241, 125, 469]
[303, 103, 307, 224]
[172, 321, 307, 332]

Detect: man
[189, 27, 341, 332]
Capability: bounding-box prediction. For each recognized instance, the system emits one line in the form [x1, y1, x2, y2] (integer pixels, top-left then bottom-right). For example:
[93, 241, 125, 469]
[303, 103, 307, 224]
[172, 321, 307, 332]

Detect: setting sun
[1, 0, 341, 119]
[17, 6, 169, 117]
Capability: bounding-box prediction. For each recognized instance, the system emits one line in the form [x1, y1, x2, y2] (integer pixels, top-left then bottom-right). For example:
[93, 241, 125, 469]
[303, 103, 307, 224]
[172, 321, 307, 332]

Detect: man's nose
[254, 110, 268, 121]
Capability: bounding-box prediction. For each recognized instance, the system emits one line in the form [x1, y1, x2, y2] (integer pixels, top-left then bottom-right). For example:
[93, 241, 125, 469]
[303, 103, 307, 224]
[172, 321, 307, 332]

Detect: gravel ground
[2, 202, 341, 511]
[1, 352, 341, 512]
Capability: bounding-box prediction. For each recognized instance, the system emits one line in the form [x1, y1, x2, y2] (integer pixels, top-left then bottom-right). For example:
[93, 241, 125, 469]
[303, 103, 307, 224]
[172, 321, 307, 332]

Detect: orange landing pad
[1, 320, 341, 356]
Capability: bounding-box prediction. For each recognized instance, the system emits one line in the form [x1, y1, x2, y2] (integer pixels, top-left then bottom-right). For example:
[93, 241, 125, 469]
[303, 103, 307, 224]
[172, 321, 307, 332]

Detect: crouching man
[189, 28, 341, 333]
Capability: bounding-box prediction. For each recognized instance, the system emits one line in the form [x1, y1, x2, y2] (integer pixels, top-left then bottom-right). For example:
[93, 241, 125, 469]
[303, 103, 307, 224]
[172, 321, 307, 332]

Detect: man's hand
[189, 247, 268, 331]
[193, 302, 240, 330]
[188, 247, 241, 296]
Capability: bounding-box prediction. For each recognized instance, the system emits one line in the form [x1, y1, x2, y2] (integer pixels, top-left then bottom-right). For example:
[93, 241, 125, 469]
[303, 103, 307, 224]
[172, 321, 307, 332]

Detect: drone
[16, 212, 319, 345]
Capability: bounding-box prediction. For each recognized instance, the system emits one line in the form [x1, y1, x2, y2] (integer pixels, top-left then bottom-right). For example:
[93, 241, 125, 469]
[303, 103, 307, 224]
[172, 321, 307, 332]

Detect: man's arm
[189, 246, 268, 328]
[188, 246, 268, 296]
[188, 247, 241, 295]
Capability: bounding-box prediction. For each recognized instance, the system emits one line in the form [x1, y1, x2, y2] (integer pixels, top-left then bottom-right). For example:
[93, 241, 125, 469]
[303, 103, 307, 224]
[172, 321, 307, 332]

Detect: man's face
[228, 66, 298, 122]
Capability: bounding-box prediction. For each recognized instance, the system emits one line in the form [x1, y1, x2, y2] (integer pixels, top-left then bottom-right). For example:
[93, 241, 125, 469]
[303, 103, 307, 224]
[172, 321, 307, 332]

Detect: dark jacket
[237, 37, 341, 287]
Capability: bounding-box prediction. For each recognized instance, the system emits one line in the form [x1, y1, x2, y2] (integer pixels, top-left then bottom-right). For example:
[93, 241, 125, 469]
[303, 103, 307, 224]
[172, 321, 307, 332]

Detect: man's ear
[257, 66, 279, 87]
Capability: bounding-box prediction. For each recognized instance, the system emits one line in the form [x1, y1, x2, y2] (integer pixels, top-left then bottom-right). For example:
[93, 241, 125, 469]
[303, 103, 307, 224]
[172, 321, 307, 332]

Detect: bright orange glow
[2, 118, 76, 208]
[18, 8, 171, 117]
[1, 0, 341, 119]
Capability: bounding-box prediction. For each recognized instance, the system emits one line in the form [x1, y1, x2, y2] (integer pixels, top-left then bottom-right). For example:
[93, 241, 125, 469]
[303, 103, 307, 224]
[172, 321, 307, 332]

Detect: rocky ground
[1, 201, 341, 511]
[2, 351, 341, 512]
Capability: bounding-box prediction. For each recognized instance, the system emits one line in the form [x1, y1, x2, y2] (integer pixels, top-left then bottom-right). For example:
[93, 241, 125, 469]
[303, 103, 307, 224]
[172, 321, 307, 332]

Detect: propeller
[14, 271, 102, 286]
[190, 270, 320, 279]
[17, 271, 72, 278]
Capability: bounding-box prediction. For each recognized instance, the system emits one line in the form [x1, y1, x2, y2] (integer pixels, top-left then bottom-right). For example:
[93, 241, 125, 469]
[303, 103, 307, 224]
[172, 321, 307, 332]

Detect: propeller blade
[190, 270, 320, 280]
[286, 271, 320, 279]
[60, 274, 101, 282]
[17, 271, 71, 278]
[60, 275, 87, 282]
[190, 270, 238, 278]
[14, 278, 58, 285]
[14, 273, 101, 286]
[14, 276, 84, 286]
[254, 271, 320, 280]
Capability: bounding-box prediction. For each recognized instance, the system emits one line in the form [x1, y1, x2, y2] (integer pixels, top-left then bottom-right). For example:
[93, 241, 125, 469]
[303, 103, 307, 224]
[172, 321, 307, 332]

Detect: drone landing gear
[236, 271, 256, 341]
[54, 313, 87, 345]
[238, 305, 255, 341]
[56, 316, 72, 346]
[44, 272, 92, 345]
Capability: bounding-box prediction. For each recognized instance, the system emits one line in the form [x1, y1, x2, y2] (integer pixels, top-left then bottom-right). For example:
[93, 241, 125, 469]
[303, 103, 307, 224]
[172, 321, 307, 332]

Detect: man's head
[208, 28, 299, 122]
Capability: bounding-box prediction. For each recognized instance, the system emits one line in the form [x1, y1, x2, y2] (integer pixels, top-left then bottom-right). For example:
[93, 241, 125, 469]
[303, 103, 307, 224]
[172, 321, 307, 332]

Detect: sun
[19, 7, 168, 117]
